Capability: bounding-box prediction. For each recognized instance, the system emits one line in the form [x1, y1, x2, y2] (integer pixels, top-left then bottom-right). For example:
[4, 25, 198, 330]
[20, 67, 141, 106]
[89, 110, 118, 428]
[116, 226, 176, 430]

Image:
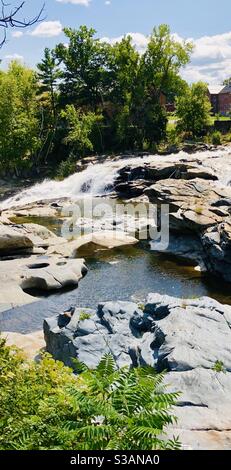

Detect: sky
[1, 0, 231, 84]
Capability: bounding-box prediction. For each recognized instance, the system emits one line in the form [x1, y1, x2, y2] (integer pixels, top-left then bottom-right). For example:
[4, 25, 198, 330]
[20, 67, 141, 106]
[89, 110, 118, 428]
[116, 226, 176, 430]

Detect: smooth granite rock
[43, 293, 231, 450]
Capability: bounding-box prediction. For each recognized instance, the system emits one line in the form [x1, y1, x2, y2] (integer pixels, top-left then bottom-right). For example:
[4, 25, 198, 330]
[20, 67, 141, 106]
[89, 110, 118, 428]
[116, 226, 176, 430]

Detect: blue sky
[1, 0, 231, 84]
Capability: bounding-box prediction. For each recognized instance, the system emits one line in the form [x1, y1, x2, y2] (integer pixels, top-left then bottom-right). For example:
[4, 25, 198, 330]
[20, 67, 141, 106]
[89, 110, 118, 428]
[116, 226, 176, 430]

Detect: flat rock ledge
[44, 293, 231, 450]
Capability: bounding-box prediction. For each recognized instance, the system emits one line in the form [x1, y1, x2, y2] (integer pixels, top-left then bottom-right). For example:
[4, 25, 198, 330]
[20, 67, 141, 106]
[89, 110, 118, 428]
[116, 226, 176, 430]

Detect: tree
[223, 78, 231, 86]
[0, 338, 181, 450]
[140, 25, 193, 102]
[61, 104, 102, 157]
[55, 26, 111, 110]
[131, 25, 193, 147]
[107, 36, 139, 148]
[176, 82, 212, 137]
[37, 48, 61, 122]
[0, 61, 41, 172]
[0, 1, 44, 47]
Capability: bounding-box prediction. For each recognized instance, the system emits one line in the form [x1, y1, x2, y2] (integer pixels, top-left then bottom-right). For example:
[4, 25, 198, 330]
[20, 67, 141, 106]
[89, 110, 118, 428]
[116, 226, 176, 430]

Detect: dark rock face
[111, 156, 231, 282]
[145, 178, 231, 281]
[201, 221, 231, 283]
[114, 162, 218, 199]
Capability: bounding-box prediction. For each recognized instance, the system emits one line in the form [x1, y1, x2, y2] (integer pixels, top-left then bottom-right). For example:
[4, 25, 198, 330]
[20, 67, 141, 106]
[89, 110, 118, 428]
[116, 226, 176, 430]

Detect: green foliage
[213, 360, 226, 373]
[140, 25, 193, 99]
[0, 24, 195, 174]
[166, 126, 181, 147]
[79, 311, 92, 321]
[0, 338, 180, 450]
[55, 26, 111, 109]
[176, 82, 212, 137]
[61, 104, 102, 156]
[37, 47, 61, 122]
[211, 130, 222, 145]
[0, 61, 41, 171]
[56, 154, 77, 179]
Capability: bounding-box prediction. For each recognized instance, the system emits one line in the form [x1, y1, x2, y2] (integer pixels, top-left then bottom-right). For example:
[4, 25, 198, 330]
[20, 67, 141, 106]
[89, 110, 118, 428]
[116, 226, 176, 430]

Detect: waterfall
[1, 147, 231, 210]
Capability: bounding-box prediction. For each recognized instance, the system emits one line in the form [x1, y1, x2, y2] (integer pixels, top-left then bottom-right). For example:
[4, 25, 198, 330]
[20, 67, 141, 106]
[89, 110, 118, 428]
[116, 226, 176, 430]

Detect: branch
[0, 1, 45, 48]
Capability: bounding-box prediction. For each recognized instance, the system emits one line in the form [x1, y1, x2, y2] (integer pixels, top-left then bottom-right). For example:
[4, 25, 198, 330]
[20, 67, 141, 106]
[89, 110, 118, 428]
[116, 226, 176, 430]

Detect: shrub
[56, 155, 77, 179]
[0, 338, 180, 450]
[166, 127, 181, 147]
[79, 311, 91, 321]
[211, 131, 222, 146]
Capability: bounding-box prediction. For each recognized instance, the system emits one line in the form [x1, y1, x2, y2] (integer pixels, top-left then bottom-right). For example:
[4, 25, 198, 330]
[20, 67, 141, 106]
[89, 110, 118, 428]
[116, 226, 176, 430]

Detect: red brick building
[208, 85, 231, 115]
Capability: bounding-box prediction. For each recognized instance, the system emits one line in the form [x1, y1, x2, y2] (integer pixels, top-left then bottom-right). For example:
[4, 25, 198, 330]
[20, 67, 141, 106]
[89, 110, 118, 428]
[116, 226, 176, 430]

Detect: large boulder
[20, 257, 87, 291]
[47, 231, 138, 257]
[0, 255, 87, 312]
[201, 219, 231, 283]
[43, 293, 231, 450]
[44, 302, 143, 369]
[44, 294, 231, 371]
[0, 224, 33, 254]
[114, 162, 218, 199]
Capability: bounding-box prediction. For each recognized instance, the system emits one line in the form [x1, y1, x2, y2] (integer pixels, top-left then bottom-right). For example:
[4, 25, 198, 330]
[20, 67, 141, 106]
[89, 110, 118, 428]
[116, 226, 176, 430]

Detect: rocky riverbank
[110, 149, 231, 283]
[1, 147, 231, 450]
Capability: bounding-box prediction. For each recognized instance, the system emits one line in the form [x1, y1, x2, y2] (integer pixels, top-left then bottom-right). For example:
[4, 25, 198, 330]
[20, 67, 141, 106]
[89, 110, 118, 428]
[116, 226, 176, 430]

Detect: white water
[1, 148, 231, 210]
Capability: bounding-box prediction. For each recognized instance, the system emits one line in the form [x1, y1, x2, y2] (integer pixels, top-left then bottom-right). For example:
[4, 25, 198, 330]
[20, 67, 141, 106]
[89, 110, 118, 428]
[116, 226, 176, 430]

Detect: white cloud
[30, 21, 63, 38]
[56, 0, 91, 5]
[12, 31, 23, 38]
[101, 32, 149, 53]
[4, 53, 24, 62]
[180, 31, 231, 85]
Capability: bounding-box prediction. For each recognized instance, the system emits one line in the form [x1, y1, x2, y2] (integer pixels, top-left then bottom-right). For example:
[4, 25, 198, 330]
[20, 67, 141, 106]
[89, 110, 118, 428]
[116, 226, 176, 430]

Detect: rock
[145, 178, 228, 216]
[47, 231, 138, 257]
[150, 232, 205, 267]
[3, 330, 45, 360]
[44, 302, 144, 369]
[44, 293, 231, 450]
[144, 177, 231, 282]
[0, 224, 33, 254]
[201, 220, 231, 282]
[44, 294, 231, 371]
[20, 257, 87, 291]
[0, 255, 87, 312]
[165, 368, 231, 450]
[4, 204, 59, 218]
[114, 162, 218, 199]
[0, 284, 36, 311]
[0, 221, 66, 256]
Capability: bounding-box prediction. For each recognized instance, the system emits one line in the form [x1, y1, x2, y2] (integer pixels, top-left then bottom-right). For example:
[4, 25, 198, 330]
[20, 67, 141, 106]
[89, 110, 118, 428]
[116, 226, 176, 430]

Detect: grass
[211, 115, 231, 124]
[79, 311, 92, 321]
[213, 360, 226, 373]
[194, 206, 203, 215]
[138, 303, 145, 311]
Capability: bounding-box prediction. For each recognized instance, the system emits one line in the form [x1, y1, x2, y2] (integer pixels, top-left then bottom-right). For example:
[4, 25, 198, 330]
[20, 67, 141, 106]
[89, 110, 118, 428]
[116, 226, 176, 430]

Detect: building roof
[208, 84, 231, 95]
[208, 85, 225, 95]
[220, 85, 231, 94]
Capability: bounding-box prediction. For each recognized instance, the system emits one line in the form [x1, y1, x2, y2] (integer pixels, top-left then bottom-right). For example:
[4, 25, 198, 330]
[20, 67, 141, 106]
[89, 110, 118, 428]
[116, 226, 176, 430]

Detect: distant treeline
[0, 25, 213, 177]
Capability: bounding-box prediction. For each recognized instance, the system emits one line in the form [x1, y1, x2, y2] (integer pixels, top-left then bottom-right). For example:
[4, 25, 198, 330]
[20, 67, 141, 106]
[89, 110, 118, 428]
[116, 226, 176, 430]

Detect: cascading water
[1, 147, 231, 210]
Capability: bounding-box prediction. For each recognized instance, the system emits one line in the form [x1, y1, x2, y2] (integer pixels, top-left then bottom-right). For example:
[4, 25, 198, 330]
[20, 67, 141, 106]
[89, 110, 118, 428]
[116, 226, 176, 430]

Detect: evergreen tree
[37, 47, 61, 122]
